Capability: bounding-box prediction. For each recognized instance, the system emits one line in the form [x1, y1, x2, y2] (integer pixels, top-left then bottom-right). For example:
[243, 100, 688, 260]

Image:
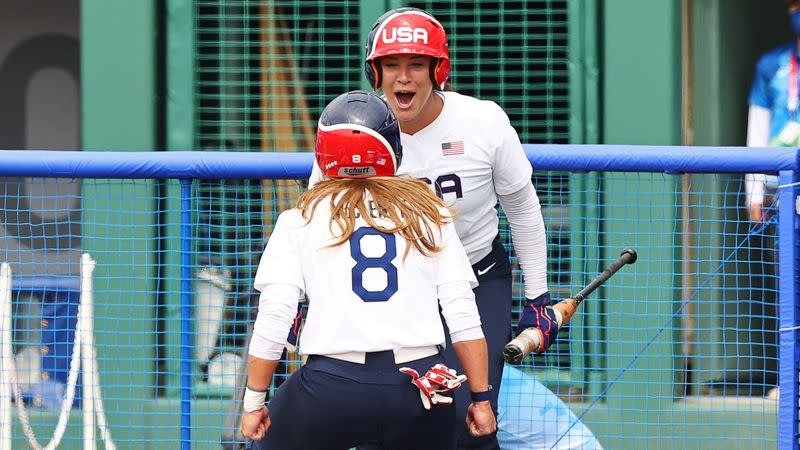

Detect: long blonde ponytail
[297, 177, 454, 258]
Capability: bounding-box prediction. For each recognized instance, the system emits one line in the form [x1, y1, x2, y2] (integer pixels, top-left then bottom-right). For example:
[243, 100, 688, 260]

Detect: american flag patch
[441, 140, 465, 156]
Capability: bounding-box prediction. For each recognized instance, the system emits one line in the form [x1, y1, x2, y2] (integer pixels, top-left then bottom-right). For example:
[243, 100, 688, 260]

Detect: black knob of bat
[502, 343, 524, 365]
[620, 248, 637, 264]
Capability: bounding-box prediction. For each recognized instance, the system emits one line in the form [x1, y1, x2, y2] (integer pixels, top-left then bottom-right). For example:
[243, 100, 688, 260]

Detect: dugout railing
[0, 145, 796, 449]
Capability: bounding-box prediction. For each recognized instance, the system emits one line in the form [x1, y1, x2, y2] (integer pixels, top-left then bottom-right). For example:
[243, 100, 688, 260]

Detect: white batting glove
[399, 367, 455, 410]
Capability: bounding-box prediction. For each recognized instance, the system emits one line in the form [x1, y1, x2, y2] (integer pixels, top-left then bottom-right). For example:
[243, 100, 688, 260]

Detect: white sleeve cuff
[746, 105, 770, 148]
[745, 173, 767, 206]
[498, 184, 549, 299]
[450, 325, 484, 343]
[745, 105, 770, 207]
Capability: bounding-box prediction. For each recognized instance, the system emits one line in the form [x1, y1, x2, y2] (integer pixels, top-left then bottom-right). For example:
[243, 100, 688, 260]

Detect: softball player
[308, 8, 565, 449]
[241, 90, 496, 450]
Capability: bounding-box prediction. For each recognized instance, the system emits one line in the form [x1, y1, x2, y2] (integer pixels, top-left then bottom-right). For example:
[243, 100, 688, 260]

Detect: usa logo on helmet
[381, 27, 428, 44]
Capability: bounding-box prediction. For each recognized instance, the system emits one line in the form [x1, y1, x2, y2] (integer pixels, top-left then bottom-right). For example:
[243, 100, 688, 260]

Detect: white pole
[81, 254, 96, 450]
[0, 257, 95, 450]
[1, 263, 13, 450]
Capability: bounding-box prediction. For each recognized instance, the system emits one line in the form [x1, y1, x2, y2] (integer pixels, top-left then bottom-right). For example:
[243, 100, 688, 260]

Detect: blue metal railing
[0, 145, 796, 449]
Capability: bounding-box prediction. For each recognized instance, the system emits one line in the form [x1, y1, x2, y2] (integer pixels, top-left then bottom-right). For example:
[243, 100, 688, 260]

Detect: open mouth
[394, 91, 415, 108]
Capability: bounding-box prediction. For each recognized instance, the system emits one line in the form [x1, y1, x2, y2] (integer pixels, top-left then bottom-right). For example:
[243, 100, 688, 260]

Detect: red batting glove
[423, 363, 467, 394]
[399, 366, 456, 410]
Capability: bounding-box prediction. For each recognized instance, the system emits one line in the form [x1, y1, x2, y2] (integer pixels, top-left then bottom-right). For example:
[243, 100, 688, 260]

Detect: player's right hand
[466, 401, 496, 437]
[516, 292, 560, 354]
[240, 407, 271, 441]
[748, 202, 768, 223]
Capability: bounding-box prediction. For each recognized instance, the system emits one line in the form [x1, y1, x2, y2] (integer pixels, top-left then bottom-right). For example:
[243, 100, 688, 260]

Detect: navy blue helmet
[316, 90, 402, 178]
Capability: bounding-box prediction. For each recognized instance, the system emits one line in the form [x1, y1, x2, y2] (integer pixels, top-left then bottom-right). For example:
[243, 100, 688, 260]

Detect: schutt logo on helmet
[339, 167, 375, 177]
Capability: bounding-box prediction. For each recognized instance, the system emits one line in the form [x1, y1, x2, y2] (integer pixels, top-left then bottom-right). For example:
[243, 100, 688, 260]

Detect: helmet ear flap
[365, 59, 382, 90]
[430, 57, 450, 90]
[430, 58, 442, 89]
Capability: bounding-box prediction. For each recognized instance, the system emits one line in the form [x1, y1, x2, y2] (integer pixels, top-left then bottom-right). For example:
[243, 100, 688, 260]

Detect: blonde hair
[297, 177, 454, 258]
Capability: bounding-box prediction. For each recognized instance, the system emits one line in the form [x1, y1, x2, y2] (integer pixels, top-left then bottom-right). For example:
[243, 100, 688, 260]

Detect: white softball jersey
[310, 91, 549, 298]
[312, 91, 532, 263]
[393, 91, 535, 263]
[252, 197, 480, 356]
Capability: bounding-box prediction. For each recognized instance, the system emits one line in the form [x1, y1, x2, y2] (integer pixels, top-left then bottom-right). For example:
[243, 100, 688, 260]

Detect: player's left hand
[240, 406, 271, 441]
[516, 292, 560, 354]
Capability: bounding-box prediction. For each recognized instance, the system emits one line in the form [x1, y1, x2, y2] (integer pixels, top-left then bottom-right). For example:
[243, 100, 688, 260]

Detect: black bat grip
[573, 248, 637, 305]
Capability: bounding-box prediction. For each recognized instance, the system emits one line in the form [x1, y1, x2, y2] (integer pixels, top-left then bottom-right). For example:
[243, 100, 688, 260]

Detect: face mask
[790, 10, 800, 36]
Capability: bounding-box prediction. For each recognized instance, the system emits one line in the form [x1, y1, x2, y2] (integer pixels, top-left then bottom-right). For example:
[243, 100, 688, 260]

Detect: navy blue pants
[442, 236, 511, 450]
[252, 351, 456, 450]
[358, 237, 511, 450]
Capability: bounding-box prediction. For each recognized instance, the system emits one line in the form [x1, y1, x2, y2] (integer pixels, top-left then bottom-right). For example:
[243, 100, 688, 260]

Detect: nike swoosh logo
[477, 262, 496, 276]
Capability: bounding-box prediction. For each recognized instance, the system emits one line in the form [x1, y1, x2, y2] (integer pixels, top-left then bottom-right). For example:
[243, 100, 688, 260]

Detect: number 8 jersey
[253, 195, 480, 356]
[311, 91, 537, 266]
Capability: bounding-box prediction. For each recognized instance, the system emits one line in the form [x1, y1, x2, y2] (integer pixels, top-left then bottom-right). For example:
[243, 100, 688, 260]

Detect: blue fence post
[180, 178, 193, 449]
[778, 168, 800, 450]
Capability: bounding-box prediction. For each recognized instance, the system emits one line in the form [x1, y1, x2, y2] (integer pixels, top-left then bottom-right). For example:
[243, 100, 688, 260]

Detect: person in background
[241, 90, 495, 449]
[742, 0, 798, 400]
[745, 0, 800, 221]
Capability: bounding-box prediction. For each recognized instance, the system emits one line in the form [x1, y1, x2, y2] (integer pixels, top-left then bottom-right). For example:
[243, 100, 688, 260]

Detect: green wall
[596, 1, 682, 447]
[82, 1, 158, 148]
[691, 0, 788, 382]
[604, 1, 682, 145]
[577, 1, 781, 447]
[78, 0, 160, 446]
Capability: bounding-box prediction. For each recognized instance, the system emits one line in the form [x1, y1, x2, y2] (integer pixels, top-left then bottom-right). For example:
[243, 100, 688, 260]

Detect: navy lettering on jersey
[349, 227, 398, 302]
[419, 174, 463, 199]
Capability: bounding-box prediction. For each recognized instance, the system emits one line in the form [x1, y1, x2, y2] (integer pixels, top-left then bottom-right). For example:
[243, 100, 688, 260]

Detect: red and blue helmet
[316, 90, 402, 178]
[364, 7, 451, 90]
